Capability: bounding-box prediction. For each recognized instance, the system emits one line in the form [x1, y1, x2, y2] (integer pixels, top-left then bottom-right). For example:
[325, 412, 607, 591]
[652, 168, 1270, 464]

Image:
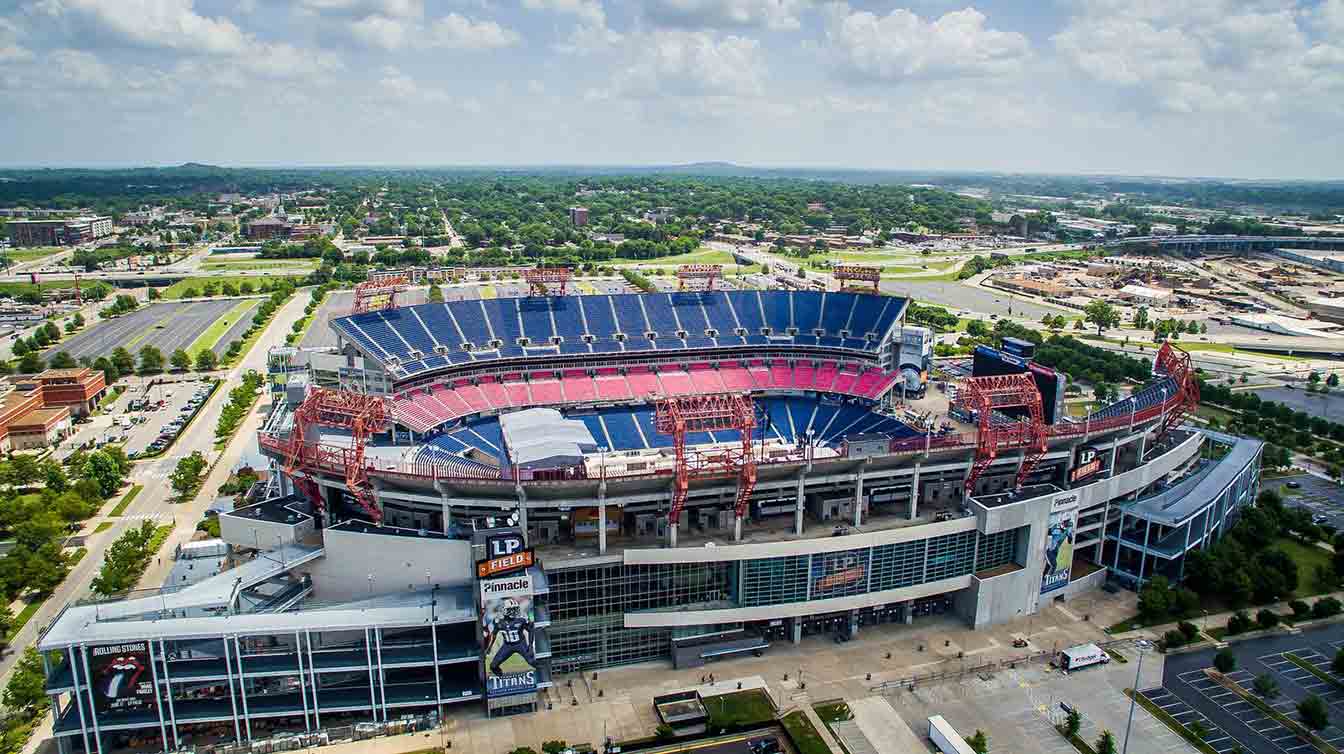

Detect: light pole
[1120, 646, 1146, 754]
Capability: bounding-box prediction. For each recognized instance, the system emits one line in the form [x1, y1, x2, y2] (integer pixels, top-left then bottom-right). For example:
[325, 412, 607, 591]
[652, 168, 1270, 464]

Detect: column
[296, 632, 311, 732]
[234, 636, 252, 741]
[853, 464, 865, 527]
[159, 640, 179, 750]
[79, 646, 104, 754]
[431, 622, 443, 721]
[306, 630, 321, 729]
[598, 480, 608, 555]
[364, 628, 379, 721]
[222, 638, 242, 743]
[147, 640, 168, 753]
[437, 485, 452, 536]
[734, 513, 743, 542]
[904, 601, 913, 625]
[375, 628, 388, 720]
[794, 471, 806, 535]
[909, 463, 921, 520]
[791, 618, 802, 644]
[69, 647, 91, 754]
[849, 609, 860, 637]
[515, 484, 530, 546]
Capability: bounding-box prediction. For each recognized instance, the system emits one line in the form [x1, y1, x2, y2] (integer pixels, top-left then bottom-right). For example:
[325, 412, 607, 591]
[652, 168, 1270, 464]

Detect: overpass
[1110, 234, 1344, 255]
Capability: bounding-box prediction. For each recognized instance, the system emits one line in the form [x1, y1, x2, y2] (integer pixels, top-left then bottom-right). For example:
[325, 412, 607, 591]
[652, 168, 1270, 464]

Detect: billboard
[810, 550, 867, 598]
[480, 573, 538, 698]
[89, 642, 159, 714]
[1041, 500, 1077, 595]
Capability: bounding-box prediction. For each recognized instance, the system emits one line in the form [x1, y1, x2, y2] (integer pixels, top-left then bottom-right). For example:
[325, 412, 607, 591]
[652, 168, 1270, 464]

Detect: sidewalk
[1111, 589, 1344, 645]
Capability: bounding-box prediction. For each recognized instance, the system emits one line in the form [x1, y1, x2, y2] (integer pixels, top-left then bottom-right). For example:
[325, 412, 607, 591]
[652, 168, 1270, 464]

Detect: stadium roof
[501, 407, 597, 469]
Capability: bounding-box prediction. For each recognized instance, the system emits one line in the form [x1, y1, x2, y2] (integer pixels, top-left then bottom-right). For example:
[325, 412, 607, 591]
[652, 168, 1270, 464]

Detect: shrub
[1299, 694, 1330, 730]
[1163, 629, 1187, 649]
[1178, 621, 1200, 641]
[1313, 597, 1342, 619]
[1214, 649, 1237, 673]
[1256, 610, 1280, 630]
[1290, 600, 1311, 618]
[1227, 611, 1254, 635]
[1254, 673, 1280, 699]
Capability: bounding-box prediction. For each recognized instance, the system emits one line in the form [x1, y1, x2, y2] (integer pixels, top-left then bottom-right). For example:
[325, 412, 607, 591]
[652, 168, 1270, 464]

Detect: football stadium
[37, 270, 1264, 753]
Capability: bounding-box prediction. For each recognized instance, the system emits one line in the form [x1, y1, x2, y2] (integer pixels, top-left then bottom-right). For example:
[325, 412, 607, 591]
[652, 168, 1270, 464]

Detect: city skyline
[1, 0, 1343, 178]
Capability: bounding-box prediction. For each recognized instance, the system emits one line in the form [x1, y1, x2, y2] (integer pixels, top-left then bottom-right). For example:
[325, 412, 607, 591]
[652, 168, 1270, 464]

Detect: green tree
[1299, 694, 1330, 730]
[49, 351, 77, 369]
[2, 647, 49, 713]
[111, 346, 135, 376]
[195, 349, 218, 371]
[1336, 648, 1344, 676]
[1254, 673, 1280, 699]
[139, 345, 164, 374]
[170, 451, 208, 500]
[82, 449, 126, 497]
[17, 351, 44, 374]
[170, 349, 191, 371]
[966, 730, 989, 754]
[1094, 730, 1117, 754]
[1329, 373, 1340, 388]
[1065, 708, 1081, 738]
[542, 741, 569, 754]
[1084, 300, 1119, 336]
[1214, 649, 1237, 673]
[10, 338, 27, 357]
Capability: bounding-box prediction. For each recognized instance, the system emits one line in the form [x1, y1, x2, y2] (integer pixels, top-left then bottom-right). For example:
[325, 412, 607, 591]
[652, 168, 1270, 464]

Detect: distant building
[568, 206, 589, 227]
[1273, 248, 1344, 274]
[1118, 284, 1174, 305]
[6, 215, 112, 247]
[244, 216, 290, 241]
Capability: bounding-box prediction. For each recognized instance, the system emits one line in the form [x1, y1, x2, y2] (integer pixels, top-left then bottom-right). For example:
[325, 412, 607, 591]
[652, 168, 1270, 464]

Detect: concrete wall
[220, 508, 314, 550]
[304, 527, 475, 602]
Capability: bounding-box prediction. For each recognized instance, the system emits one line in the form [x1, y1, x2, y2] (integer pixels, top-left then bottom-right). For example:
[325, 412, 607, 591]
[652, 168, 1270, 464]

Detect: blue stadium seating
[608, 295, 644, 335]
[519, 299, 557, 343]
[671, 293, 710, 334]
[331, 290, 909, 377]
[820, 293, 856, 334]
[580, 296, 618, 338]
[701, 292, 740, 334]
[1087, 377, 1177, 422]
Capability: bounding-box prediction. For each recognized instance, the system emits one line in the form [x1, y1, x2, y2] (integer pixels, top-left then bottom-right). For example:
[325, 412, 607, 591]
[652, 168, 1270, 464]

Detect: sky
[2, 0, 1343, 179]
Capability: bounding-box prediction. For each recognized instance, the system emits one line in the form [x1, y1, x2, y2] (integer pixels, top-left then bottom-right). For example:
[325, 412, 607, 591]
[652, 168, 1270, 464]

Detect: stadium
[37, 268, 1264, 754]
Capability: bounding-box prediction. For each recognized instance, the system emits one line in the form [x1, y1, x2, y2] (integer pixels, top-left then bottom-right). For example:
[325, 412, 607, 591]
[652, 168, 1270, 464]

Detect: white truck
[1060, 643, 1111, 673]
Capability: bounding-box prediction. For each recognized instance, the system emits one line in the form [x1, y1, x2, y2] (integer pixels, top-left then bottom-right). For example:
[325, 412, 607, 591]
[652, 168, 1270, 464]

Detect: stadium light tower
[654, 392, 757, 546]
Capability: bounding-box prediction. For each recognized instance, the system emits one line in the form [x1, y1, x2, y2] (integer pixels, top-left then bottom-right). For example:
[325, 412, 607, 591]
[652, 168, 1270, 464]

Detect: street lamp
[1120, 644, 1148, 754]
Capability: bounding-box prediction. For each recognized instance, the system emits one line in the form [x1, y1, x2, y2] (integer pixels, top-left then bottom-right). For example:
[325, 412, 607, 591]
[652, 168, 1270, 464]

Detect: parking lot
[1263, 474, 1344, 531]
[57, 377, 217, 458]
[47, 298, 250, 362]
[1156, 624, 1344, 754]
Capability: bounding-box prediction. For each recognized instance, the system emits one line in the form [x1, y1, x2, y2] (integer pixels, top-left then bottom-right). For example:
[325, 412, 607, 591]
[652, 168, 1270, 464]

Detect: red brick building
[28, 368, 108, 417]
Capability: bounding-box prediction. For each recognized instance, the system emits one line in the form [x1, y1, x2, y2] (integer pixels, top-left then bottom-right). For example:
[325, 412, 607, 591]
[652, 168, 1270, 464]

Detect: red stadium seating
[657, 368, 693, 395]
[477, 377, 511, 408]
[626, 367, 660, 397]
[793, 362, 816, 390]
[504, 377, 531, 405]
[768, 362, 791, 388]
[831, 368, 859, 395]
[530, 378, 564, 404]
[562, 369, 597, 402]
[688, 364, 726, 393]
[814, 361, 838, 392]
[719, 362, 753, 391]
[457, 383, 490, 413]
[595, 374, 633, 400]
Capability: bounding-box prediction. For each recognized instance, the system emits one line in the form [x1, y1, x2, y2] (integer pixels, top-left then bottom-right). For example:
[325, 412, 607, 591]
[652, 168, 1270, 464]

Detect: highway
[0, 288, 310, 689]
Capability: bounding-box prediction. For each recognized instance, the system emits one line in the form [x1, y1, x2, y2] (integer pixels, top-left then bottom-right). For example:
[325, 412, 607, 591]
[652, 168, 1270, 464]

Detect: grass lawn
[94, 521, 114, 533]
[780, 711, 830, 754]
[110, 484, 143, 517]
[610, 248, 736, 267]
[202, 258, 319, 271]
[703, 689, 776, 728]
[162, 275, 303, 299]
[186, 299, 258, 357]
[813, 701, 852, 724]
[1273, 537, 1333, 597]
[1, 247, 65, 264]
[6, 599, 42, 641]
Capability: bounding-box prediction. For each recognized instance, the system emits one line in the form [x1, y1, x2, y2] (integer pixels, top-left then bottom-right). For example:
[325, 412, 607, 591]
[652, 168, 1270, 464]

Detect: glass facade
[546, 527, 1025, 670]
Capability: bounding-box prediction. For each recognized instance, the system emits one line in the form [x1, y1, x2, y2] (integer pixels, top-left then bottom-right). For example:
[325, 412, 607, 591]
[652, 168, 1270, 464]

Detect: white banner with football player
[89, 642, 159, 714]
[480, 573, 538, 698]
[1041, 495, 1078, 595]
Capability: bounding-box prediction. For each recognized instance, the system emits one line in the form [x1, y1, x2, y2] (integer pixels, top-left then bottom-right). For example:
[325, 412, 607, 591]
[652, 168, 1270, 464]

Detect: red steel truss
[833, 265, 881, 292]
[677, 264, 723, 291]
[1153, 341, 1200, 442]
[352, 275, 407, 314]
[282, 388, 389, 523]
[959, 373, 1048, 494]
[654, 392, 757, 525]
[524, 267, 571, 297]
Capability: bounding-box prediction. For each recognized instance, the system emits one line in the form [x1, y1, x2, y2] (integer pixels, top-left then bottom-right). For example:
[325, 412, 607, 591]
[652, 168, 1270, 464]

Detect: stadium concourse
[37, 285, 1267, 754]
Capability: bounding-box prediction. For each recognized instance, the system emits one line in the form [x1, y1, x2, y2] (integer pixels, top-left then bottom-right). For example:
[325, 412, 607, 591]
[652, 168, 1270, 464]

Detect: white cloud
[0, 18, 32, 62]
[1053, 0, 1344, 115]
[639, 0, 813, 31]
[1318, 0, 1344, 35]
[598, 30, 765, 99]
[823, 3, 1031, 81]
[31, 0, 343, 78]
[298, 0, 423, 18]
[427, 13, 520, 50]
[350, 14, 410, 50]
[49, 48, 114, 88]
[522, 0, 621, 53]
[376, 65, 450, 102]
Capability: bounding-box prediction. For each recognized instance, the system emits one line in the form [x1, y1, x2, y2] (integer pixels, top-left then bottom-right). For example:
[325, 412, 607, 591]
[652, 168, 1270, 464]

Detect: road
[0, 288, 310, 688]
